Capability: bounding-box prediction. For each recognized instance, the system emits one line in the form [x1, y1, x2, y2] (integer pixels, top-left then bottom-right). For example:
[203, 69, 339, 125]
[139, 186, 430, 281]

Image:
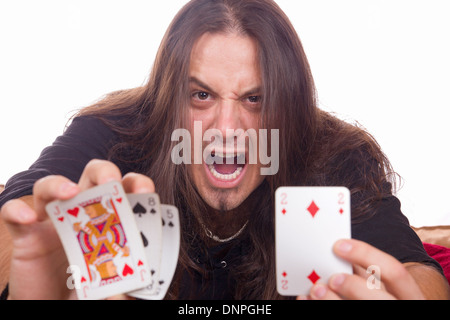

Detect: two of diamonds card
[46, 181, 179, 300]
[275, 187, 353, 296]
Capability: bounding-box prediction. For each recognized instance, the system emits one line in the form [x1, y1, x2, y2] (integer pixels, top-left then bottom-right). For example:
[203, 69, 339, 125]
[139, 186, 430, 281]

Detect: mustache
[204, 152, 246, 165]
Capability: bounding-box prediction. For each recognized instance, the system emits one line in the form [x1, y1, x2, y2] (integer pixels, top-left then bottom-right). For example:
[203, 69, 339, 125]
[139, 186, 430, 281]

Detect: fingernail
[60, 182, 78, 195]
[18, 207, 33, 222]
[136, 187, 152, 194]
[330, 274, 346, 288]
[312, 284, 327, 299]
[102, 177, 118, 183]
[337, 240, 352, 253]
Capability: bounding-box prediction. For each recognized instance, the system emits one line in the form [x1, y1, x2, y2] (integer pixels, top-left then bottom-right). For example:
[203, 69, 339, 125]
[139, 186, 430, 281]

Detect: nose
[213, 99, 241, 138]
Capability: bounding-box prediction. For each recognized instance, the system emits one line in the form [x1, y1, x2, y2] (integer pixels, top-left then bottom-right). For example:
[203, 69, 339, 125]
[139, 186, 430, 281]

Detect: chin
[201, 187, 248, 212]
[189, 159, 265, 213]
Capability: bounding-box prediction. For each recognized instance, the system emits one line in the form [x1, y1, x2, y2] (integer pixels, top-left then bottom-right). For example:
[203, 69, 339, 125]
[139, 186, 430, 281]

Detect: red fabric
[423, 243, 450, 285]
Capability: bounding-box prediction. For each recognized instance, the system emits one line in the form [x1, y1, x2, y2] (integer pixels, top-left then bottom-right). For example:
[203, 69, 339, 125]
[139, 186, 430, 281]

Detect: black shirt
[0, 116, 443, 299]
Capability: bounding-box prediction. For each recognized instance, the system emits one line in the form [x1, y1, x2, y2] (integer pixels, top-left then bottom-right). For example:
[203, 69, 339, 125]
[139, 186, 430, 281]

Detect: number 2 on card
[280, 193, 287, 205]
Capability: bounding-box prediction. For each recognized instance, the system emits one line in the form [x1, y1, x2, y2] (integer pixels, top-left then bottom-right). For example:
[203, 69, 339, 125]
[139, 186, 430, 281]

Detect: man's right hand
[1, 175, 81, 300]
[0, 159, 155, 300]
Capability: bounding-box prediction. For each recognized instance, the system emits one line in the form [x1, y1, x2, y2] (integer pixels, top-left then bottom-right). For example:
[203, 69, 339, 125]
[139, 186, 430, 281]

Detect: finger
[352, 264, 388, 293]
[33, 175, 80, 221]
[1, 199, 36, 226]
[296, 294, 311, 300]
[106, 294, 136, 300]
[309, 283, 342, 300]
[327, 273, 395, 300]
[122, 173, 155, 194]
[2, 182, 75, 252]
[0, 199, 62, 257]
[352, 264, 367, 278]
[1, 199, 39, 243]
[334, 239, 424, 299]
[78, 159, 122, 190]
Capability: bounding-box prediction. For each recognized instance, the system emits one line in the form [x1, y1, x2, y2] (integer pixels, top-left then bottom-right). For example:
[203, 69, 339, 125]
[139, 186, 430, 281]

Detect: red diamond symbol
[307, 201, 319, 218]
[339, 208, 344, 215]
[307, 270, 320, 284]
[282, 208, 287, 215]
[282, 271, 287, 278]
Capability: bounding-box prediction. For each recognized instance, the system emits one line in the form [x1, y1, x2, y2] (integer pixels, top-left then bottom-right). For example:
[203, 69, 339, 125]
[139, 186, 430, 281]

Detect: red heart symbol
[67, 207, 79, 218]
[122, 264, 134, 277]
[116, 198, 122, 203]
[58, 217, 64, 222]
[138, 260, 144, 266]
[81, 276, 87, 283]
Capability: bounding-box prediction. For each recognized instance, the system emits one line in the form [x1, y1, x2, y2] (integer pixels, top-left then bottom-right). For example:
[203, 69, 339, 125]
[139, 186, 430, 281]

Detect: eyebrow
[189, 77, 216, 95]
[189, 77, 262, 98]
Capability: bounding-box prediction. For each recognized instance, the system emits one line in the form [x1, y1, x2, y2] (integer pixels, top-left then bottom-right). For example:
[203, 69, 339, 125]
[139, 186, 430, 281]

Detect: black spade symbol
[150, 208, 156, 214]
[168, 221, 174, 228]
[133, 202, 147, 217]
[140, 232, 149, 247]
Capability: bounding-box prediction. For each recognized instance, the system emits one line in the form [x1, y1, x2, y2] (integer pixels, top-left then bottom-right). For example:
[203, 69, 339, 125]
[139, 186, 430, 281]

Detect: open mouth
[206, 152, 246, 181]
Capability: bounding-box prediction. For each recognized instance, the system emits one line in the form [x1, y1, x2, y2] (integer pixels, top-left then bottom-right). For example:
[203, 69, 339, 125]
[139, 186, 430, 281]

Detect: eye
[194, 92, 210, 101]
[247, 95, 261, 103]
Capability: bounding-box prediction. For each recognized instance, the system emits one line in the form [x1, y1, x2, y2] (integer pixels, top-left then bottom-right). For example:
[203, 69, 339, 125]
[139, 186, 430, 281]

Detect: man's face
[188, 32, 265, 212]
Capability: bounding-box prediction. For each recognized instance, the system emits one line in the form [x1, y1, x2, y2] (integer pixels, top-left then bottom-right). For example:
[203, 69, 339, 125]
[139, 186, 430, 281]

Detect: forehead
[189, 32, 260, 85]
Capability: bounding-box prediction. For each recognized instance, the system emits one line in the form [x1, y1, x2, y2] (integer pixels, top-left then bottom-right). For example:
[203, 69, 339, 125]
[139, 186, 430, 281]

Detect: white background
[0, 1, 449, 227]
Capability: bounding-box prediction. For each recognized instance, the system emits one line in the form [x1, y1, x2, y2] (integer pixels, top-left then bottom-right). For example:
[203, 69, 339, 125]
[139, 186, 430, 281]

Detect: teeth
[208, 165, 243, 180]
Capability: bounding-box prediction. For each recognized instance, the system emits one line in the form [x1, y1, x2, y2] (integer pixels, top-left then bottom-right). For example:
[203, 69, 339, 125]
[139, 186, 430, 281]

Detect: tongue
[214, 163, 239, 175]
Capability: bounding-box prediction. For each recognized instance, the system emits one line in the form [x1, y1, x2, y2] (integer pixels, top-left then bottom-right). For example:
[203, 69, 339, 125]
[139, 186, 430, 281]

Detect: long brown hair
[78, 0, 397, 299]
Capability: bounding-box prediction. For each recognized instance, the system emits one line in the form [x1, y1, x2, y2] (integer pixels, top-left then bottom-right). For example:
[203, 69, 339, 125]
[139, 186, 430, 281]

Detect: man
[1, 0, 449, 299]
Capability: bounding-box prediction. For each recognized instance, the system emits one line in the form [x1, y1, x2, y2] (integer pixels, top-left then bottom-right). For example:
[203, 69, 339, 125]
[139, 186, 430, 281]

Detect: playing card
[126, 193, 163, 298]
[131, 204, 180, 300]
[275, 187, 352, 296]
[46, 181, 152, 300]
[148, 204, 180, 300]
